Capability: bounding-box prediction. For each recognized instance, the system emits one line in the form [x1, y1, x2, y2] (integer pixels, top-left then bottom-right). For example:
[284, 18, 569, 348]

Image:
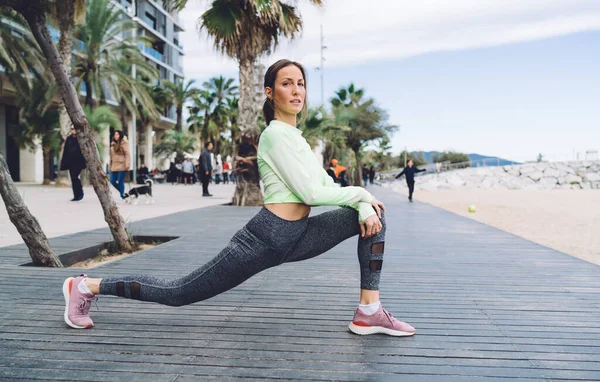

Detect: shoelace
[382, 308, 396, 325]
[78, 295, 99, 315]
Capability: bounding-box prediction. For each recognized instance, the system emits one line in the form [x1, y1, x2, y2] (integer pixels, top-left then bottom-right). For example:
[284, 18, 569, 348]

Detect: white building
[0, 0, 184, 182]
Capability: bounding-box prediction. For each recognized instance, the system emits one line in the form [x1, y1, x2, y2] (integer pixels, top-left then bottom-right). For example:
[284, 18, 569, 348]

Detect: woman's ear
[264, 87, 272, 100]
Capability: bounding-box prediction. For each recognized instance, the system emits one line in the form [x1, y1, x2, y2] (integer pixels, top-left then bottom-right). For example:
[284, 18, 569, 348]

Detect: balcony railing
[138, 43, 163, 62]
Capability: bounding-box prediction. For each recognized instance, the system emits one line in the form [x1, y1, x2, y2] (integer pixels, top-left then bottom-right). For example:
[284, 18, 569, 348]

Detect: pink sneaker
[62, 275, 95, 329]
[349, 305, 416, 336]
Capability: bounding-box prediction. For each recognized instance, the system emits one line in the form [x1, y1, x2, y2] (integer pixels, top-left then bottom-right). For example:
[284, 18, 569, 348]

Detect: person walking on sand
[395, 159, 426, 202]
[60, 125, 86, 201]
[62, 59, 415, 338]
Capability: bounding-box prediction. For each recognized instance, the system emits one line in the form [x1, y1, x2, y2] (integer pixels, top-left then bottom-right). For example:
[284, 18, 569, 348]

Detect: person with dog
[62, 59, 415, 337]
[109, 130, 130, 200]
[60, 125, 86, 201]
[199, 142, 213, 196]
[123, 179, 154, 204]
[395, 159, 427, 202]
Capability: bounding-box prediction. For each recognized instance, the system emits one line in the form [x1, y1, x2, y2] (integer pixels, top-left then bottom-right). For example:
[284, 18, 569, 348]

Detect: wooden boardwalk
[0, 186, 599, 381]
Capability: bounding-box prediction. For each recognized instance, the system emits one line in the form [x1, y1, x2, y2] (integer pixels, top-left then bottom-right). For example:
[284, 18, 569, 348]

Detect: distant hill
[411, 151, 519, 167]
[467, 153, 520, 167]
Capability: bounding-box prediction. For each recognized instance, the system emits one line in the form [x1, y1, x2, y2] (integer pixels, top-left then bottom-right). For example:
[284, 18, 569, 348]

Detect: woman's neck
[274, 111, 296, 127]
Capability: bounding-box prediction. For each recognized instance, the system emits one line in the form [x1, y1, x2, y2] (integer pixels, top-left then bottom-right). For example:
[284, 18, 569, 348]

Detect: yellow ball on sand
[468, 204, 476, 213]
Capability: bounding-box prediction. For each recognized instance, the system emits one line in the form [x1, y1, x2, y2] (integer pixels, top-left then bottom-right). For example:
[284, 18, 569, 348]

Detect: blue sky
[180, 1, 600, 162]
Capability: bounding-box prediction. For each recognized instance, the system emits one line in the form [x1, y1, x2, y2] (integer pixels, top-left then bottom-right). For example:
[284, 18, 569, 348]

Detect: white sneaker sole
[62, 277, 92, 329]
[348, 322, 415, 336]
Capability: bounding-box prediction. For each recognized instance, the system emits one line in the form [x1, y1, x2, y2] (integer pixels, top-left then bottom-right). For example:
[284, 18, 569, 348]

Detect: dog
[123, 179, 155, 204]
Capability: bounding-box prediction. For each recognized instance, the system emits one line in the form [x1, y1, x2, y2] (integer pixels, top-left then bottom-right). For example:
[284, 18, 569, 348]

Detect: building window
[144, 12, 156, 30]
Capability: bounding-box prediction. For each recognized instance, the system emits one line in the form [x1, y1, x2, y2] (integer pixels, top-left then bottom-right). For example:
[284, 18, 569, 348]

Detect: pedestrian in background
[60, 125, 86, 201]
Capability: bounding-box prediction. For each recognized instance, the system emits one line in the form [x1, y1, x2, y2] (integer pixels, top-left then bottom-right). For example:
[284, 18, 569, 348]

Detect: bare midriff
[265, 203, 311, 221]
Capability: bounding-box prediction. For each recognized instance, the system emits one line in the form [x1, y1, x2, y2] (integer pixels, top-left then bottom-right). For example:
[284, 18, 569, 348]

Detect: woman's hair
[113, 130, 123, 143]
[263, 59, 308, 125]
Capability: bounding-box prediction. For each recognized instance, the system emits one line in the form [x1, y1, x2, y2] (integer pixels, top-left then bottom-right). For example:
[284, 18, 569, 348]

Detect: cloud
[179, 0, 600, 81]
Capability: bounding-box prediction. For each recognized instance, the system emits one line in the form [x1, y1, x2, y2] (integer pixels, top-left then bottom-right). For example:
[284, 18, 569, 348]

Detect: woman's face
[270, 65, 305, 117]
[113, 131, 121, 141]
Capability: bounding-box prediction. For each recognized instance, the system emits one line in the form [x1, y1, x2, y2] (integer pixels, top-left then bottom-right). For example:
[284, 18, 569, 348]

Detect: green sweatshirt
[258, 120, 376, 222]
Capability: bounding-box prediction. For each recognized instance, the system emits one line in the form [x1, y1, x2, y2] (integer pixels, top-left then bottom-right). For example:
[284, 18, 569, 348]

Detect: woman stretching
[63, 59, 416, 337]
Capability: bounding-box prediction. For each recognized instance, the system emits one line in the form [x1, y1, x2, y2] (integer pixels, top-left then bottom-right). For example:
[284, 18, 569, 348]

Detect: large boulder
[565, 174, 583, 185]
[539, 177, 558, 188]
[519, 165, 537, 175]
[446, 175, 466, 187]
[528, 171, 544, 181]
[543, 168, 561, 178]
[554, 163, 575, 174]
[583, 173, 600, 182]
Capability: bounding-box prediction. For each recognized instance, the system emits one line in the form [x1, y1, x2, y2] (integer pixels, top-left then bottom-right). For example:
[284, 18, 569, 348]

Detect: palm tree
[72, 0, 148, 108]
[203, 75, 238, 114]
[154, 130, 198, 165]
[47, 0, 86, 187]
[84, 105, 120, 162]
[2, 70, 62, 266]
[330, 83, 364, 108]
[224, 96, 239, 159]
[4, 0, 135, 253]
[0, 11, 45, 85]
[14, 76, 61, 185]
[162, 78, 200, 131]
[163, 0, 323, 206]
[113, 58, 159, 132]
[331, 85, 399, 185]
[203, 76, 238, 153]
[298, 106, 348, 167]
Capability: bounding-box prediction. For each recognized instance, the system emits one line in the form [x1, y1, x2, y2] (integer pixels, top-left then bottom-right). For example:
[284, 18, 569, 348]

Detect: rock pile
[387, 161, 600, 191]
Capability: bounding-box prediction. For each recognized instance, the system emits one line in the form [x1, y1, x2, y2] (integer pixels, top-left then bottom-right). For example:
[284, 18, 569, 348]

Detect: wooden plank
[0, 187, 599, 380]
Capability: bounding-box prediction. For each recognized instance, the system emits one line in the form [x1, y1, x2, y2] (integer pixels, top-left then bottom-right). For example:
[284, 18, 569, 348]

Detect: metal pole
[131, 22, 137, 181]
[320, 24, 325, 107]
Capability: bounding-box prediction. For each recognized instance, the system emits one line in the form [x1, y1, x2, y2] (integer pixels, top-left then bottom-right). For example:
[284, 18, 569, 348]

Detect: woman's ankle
[359, 289, 380, 305]
[84, 278, 102, 295]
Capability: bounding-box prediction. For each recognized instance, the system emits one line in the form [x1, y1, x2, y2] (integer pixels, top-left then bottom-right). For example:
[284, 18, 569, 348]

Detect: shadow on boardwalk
[0, 186, 599, 381]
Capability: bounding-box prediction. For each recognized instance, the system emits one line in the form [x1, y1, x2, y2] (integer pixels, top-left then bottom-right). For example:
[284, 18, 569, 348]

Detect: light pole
[129, 3, 137, 182]
[315, 24, 326, 107]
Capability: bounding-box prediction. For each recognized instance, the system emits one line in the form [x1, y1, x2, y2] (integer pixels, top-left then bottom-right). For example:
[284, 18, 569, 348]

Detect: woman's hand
[359, 198, 385, 238]
[360, 214, 383, 238]
[371, 198, 385, 218]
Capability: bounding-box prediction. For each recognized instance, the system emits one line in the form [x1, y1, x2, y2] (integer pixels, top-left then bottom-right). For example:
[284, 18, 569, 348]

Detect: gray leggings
[100, 207, 386, 306]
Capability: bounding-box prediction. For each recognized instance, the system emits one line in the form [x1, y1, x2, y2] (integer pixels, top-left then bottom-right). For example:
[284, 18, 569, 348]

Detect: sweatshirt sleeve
[260, 134, 374, 211]
[395, 168, 405, 179]
[319, 166, 376, 222]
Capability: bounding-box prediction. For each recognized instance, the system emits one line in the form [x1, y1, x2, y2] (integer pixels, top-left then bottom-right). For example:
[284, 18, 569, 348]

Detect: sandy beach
[404, 189, 600, 265]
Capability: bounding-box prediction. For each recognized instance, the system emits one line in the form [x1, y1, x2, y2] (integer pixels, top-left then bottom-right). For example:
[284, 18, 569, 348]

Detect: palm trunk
[55, 3, 75, 188]
[176, 104, 183, 131]
[353, 148, 362, 186]
[84, 77, 93, 108]
[23, 10, 133, 253]
[42, 146, 52, 185]
[120, 99, 128, 132]
[232, 57, 263, 206]
[0, 153, 62, 267]
[323, 140, 334, 168]
[230, 127, 237, 162]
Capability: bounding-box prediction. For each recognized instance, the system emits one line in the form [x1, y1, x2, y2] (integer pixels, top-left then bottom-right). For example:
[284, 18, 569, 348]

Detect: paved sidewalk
[0, 182, 236, 247]
[1, 186, 599, 380]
